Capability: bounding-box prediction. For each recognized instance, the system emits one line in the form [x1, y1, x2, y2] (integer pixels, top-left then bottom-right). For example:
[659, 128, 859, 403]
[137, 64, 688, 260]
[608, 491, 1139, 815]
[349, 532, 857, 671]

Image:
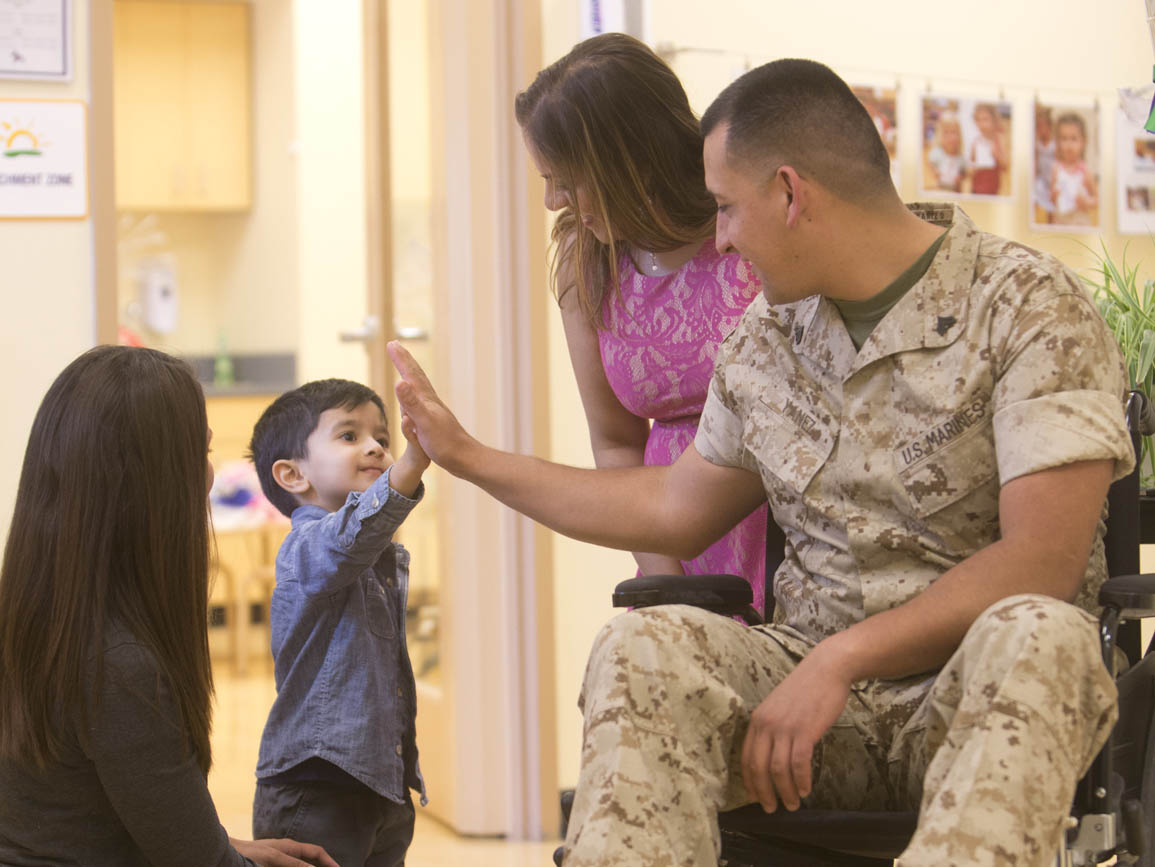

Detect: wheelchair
[555, 392, 1155, 866]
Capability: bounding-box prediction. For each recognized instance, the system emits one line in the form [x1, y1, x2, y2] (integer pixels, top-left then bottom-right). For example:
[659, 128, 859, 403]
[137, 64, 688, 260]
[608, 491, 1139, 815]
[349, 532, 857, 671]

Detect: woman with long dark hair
[0, 346, 335, 867]
[516, 33, 769, 607]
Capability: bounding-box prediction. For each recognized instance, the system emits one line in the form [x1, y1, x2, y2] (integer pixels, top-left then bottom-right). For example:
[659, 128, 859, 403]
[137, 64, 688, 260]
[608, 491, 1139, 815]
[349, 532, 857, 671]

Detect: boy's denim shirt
[255, 467, 427, 805]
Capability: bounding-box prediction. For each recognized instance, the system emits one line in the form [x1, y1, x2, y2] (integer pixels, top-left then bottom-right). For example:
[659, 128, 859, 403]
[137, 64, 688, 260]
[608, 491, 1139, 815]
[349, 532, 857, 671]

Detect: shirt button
[395, 744, 403, 756]
[372, 497, 380, 509]
[386, 577, 396, 588]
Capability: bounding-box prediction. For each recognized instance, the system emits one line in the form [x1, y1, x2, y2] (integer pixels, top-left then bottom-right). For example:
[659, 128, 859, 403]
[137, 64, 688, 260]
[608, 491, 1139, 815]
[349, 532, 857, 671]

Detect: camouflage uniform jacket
[695, 203, 1134, 649]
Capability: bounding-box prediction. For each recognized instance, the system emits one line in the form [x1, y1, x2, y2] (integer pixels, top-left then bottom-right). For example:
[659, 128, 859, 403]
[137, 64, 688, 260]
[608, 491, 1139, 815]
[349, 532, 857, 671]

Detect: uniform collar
[793, 202, 981, 380]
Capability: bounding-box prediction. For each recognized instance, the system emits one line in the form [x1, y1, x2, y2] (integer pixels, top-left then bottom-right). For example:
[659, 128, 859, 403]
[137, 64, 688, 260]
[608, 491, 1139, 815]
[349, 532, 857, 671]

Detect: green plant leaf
[1138, 330, 1155, 387]
[1085, 239, 1155, 488]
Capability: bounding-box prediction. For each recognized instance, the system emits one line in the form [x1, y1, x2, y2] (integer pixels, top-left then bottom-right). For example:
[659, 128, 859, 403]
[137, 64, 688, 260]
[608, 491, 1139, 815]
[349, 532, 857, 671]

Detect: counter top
[185, 352, 295, 398]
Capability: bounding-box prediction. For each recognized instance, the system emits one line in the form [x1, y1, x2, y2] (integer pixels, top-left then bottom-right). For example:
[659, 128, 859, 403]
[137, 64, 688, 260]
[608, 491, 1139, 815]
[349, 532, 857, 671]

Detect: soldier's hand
[387, 340, 478, 476]
[740, 644, 853, 813]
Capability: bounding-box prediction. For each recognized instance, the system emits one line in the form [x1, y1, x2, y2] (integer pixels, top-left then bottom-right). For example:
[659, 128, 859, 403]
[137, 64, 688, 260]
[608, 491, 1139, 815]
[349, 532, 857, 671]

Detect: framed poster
[0, 0, 71, 81]
[920, 95, 1013, 198]
[0, 98, 88, 219]
[1030, 101, 1099, 232]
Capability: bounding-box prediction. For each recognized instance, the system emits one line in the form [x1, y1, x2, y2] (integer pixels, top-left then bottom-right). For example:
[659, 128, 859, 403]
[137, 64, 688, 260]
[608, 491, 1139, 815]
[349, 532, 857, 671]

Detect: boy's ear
[272, 459, 310, 495]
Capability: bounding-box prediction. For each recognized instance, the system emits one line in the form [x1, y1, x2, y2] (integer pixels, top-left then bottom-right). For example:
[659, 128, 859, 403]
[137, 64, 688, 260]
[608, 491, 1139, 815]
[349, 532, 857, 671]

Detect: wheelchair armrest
[1099, 573, 1155, 619]
[612, 574, 762, 624]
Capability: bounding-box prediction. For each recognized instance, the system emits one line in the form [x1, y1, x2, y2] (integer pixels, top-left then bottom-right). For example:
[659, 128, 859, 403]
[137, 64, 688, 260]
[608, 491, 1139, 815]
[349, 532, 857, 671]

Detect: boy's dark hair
[249, 379, 387, 517]
[701, 58, 893, 203]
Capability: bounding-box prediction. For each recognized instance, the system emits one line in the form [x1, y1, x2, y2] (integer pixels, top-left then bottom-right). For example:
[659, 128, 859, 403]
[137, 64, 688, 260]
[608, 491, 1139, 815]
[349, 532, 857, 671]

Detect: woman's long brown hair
[515, 33, 717, 327]
[0, 346, 214, 774]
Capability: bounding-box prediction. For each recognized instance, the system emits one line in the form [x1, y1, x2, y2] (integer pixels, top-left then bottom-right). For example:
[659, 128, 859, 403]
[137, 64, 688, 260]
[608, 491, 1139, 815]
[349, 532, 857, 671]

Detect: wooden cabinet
[113, 1, 251, 211]
[205, 392, 276, 464]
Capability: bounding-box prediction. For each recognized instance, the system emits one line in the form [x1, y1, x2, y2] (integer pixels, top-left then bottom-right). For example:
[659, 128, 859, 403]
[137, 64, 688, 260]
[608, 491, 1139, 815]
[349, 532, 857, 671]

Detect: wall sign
[0, 98, 87, 219]
[0, 0, 70, 81]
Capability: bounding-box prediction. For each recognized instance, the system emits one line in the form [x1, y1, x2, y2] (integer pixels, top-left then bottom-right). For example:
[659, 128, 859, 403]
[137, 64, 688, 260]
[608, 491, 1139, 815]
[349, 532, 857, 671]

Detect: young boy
[248, 378, 428, 867]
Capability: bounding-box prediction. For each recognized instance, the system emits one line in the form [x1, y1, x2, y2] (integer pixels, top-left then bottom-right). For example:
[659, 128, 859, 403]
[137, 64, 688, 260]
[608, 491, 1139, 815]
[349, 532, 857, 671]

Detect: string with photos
[654, 42, 1117, 119]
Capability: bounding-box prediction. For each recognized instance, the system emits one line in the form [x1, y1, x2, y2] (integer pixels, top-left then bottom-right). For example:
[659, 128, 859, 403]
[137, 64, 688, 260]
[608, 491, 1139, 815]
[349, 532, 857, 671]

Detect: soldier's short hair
[701, 59, 894, 203]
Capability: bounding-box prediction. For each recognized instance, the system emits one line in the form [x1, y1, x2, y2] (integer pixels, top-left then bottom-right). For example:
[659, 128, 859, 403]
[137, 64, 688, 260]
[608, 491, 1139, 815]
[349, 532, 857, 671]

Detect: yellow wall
[292, 0, 370, 385]
[388, 0, 431, 204]
[0, 3, 100, 544]
[542, 0, 1155, 790]
[387, 0, 436, 363]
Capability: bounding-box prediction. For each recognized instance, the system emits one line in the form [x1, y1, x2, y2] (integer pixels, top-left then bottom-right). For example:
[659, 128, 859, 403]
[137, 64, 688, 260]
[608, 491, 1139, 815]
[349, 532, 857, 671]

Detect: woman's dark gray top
[0, 628, 255, 866]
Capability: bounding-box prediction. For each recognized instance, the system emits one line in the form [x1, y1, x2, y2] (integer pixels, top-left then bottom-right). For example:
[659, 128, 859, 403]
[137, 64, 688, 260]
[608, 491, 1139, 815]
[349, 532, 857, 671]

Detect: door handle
[395, 325, 430, 341]
[340, 317, 429, 343]
[339, 315, 381, 343]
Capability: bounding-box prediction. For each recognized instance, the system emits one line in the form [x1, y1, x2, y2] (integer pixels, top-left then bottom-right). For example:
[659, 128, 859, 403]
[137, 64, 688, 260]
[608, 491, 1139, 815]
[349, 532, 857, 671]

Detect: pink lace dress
[599, 242, 768, 613]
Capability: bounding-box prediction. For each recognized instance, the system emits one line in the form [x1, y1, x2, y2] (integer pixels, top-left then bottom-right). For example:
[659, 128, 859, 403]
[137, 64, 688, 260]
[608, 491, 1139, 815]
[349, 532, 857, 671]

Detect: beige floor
[208, 663, 559, 867]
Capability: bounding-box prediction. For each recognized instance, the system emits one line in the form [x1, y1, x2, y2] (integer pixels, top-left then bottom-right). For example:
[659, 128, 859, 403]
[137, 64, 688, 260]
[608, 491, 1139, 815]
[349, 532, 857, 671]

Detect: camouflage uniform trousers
[561, 595, 1118, 867]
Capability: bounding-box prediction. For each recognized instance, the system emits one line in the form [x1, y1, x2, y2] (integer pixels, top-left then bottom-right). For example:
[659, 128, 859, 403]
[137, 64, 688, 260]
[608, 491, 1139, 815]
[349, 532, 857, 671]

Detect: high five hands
[387, 340, 476, 475]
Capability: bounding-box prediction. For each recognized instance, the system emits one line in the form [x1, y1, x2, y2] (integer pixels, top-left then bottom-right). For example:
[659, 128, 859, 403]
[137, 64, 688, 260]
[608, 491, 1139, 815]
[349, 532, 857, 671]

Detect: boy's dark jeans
[253, 776, 415, 867]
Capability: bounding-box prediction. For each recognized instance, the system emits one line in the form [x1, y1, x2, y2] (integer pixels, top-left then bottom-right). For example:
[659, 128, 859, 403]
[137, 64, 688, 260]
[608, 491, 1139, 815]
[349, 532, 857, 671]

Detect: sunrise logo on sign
[1, 121, 47, 158]
[0, 99, 88, 218]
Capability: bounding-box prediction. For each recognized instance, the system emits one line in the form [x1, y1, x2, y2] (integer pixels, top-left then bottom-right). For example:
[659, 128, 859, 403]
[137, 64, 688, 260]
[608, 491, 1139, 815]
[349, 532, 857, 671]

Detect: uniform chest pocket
[365, 575, 396, 639]
[744, 388, 837, 497]
[896, 427, 998, 519]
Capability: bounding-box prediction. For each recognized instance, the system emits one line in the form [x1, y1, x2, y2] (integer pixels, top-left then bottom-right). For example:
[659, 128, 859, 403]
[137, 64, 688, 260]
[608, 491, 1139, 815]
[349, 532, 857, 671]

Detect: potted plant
[1083, 241, 1155, 537]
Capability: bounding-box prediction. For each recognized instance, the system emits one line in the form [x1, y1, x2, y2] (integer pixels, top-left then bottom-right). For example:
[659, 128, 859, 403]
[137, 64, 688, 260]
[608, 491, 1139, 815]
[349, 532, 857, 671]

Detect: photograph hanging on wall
[851, 84, 900, 189]
[1118, 107, 1155, 235]
[1031, 101, 1099, 231]
[920, 95, 1013, 198]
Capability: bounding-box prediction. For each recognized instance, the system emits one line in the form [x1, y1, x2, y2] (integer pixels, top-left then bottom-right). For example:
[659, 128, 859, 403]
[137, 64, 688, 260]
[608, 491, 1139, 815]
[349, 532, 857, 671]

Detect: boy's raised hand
[387, 341, 478, 475]
[389, 411, 430, 498]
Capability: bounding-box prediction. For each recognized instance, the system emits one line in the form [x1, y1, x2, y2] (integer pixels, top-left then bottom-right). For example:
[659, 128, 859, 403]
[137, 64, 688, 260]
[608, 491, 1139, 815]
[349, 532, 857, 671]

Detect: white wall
[0, 3, 100, 544]
[541, 0, 1155, 790]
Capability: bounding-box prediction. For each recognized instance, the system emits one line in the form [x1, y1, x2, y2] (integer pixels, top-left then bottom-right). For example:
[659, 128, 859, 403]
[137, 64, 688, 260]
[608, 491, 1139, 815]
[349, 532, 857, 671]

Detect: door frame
[93, 0, 119, 344]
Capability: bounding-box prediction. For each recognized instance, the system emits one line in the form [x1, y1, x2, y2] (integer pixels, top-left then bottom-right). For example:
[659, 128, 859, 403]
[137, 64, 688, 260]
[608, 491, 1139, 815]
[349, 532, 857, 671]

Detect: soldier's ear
[777, 166, 807, 229]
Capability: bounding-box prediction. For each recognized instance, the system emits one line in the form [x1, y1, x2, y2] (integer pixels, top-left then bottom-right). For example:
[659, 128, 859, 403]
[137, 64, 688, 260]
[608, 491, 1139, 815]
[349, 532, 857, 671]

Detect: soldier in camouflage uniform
[388, 59, 1135, 866]
[563, 198, 1130, 866]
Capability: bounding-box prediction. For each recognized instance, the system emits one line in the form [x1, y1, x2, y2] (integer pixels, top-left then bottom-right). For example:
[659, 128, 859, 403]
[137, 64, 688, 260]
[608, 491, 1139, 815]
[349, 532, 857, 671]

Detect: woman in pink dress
[514, 33, 768, 612]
